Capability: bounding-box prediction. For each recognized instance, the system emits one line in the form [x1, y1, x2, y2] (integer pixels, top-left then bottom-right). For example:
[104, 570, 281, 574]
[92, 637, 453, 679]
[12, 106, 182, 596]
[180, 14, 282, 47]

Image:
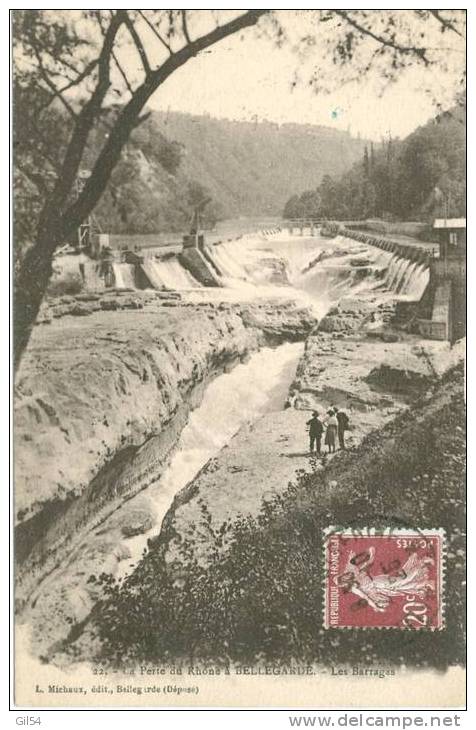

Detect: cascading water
[112, 264, 125, 289]
[112, 263, 136, 289]
[150, 258, 201, 289]
[37, 225, 434, 660]
[111, 233, 430, 580]
[373, 252, 429, 300]
[116, 341, 304, 580]
[402, 262, 429, 299]
[208, 240, 251, 281]
[201, 230, 430, 311]
[82, 262, 104, 289]
[397, 260, 418, 294]
[289, 233, 429, 303]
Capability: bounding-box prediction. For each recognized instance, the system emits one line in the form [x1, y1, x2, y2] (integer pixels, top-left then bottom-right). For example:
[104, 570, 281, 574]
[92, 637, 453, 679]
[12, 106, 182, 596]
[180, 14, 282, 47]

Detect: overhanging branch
[181, 10, 191, 44]
[44, 10, 126, 223]
[122, 12, 152, 76]
[335, 10, 431, 66]
[61, 9, 269, 237]
[429, 10, 464, 38]
[137, 10, 172, 55]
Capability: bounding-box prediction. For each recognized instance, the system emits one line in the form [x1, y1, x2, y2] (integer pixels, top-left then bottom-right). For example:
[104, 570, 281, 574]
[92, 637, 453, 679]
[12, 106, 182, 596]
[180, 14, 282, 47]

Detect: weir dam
[68, 224, 431, 306]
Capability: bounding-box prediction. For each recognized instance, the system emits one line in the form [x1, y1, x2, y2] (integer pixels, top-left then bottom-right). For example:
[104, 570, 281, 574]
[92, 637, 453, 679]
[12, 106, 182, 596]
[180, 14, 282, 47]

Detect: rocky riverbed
[131, 298, 464, 588]
[15, 237, 464, 666]
[58, 310, 464, 674]
[15, 291, 316, 654]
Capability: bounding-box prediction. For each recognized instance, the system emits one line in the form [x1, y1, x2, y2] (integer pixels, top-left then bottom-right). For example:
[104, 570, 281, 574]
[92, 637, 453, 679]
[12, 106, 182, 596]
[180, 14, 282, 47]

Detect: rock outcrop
[15, 295, 316, 614]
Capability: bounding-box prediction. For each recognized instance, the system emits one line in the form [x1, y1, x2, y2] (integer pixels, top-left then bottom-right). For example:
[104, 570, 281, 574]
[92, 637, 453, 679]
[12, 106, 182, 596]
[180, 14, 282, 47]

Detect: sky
[147, 11, 464, 142]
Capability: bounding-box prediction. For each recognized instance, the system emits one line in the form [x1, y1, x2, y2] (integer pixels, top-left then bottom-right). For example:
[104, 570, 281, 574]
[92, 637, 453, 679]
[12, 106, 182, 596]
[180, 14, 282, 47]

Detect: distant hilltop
[152, 111, 368, 217]
[94, 110, 367, 234]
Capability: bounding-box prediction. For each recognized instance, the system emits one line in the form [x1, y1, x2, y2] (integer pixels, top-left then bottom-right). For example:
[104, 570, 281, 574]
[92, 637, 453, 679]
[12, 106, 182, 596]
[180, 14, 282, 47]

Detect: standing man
[307, 411, 324, 454]
[335, 407, 350, 450]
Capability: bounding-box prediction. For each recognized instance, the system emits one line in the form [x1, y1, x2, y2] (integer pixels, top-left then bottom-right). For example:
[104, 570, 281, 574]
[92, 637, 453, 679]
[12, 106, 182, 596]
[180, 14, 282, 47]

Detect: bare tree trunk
[14, 228, 58, 372]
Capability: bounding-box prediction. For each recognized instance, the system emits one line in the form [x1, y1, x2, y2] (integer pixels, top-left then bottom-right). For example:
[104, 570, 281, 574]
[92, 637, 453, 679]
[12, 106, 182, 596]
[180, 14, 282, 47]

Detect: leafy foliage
[283, 107, 466, 222]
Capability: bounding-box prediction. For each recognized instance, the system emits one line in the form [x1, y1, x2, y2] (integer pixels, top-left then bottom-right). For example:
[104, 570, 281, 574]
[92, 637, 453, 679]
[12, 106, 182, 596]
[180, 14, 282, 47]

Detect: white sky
[148, 15, 464, 142]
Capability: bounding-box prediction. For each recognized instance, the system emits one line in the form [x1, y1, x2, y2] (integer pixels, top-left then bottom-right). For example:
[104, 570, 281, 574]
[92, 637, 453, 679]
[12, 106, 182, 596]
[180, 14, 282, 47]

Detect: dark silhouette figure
[306, 411, 324, 454]
[335, 408, 350, 449]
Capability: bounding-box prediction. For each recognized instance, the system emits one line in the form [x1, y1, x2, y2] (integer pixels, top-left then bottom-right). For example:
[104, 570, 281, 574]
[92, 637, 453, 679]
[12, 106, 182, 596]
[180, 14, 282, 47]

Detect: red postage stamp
[323, 528, 445, 630]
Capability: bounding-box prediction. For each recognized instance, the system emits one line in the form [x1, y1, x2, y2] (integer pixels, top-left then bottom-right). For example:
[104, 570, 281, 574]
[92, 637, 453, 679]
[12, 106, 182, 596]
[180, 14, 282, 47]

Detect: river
[116, 341, 304, 579]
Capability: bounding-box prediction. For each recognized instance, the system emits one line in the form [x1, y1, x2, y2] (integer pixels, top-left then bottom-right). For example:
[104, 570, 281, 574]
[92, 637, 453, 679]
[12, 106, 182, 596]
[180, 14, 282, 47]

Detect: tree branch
[15, 162, 51, 197]
[181, 10, 191, 44]
[335, 10, 431, 66]
[111, 49, 135, 95]
[37, 58, 99, 115]
[95, 13, 134, 96]
[137, 10, 172, 55]
[429, 10, 464, 38]
[43, 10, 125, 227]
[122, 12, 152, 77]
[32, 43, 77, 118]
[56, 55, 88, 79]
[61, 9, 268, 238]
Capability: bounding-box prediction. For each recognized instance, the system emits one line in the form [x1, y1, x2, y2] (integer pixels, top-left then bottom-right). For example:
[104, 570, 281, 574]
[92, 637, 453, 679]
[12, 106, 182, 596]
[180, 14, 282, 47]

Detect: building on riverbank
[417, 218, 466, 342]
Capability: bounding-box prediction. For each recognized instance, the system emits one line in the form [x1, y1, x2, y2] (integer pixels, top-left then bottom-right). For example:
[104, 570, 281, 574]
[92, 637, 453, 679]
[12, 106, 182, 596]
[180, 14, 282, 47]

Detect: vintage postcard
[12, 7, 466, 709]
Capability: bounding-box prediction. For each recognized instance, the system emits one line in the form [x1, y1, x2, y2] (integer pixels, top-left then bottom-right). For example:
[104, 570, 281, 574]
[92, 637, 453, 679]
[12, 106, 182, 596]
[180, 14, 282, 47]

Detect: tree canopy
[283, 105, 466, 223]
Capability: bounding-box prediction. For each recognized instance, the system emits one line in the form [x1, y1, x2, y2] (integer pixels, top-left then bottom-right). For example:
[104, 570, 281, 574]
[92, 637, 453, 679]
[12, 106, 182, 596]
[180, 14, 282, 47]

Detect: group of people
[306, 407, 349, 455]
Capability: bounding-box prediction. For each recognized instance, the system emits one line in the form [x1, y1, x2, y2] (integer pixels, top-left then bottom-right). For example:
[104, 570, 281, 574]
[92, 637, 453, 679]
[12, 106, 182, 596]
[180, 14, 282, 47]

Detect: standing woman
[324, 409, 338, 454]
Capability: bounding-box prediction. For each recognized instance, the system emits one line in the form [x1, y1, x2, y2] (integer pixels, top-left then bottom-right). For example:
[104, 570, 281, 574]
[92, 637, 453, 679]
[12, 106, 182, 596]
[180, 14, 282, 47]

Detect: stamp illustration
[324, 528, 445, 630]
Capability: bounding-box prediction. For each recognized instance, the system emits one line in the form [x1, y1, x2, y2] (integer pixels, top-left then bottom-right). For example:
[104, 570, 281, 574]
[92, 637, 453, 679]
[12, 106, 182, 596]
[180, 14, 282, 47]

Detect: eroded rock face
[291, 332, 436, 411]
[15, 297, 316, 614]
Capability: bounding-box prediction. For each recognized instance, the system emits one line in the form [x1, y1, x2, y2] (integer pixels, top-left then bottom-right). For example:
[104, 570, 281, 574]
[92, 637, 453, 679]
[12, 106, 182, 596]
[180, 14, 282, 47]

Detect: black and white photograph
[11, 6, 467, 709]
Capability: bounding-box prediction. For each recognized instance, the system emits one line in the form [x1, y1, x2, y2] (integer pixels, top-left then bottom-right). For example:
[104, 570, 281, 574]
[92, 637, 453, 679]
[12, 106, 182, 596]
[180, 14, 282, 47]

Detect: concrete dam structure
[324, 222, 465, 343]
[74, 225, 430, 309]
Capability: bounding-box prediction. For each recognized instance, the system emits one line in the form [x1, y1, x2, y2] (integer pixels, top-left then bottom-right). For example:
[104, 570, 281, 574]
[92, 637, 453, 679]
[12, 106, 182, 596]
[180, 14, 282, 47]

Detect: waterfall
[103, 229, 430, 304]
[385, 255, 407, 290]
[397, 260, 418, 294]
[207, 240, 250, 281]
[402, 263, 429, 299]
[140, 261, 163, 289]
[290, 232, 429, 304]
[112, 263, 136, 289]
[82, 262, 104, 289]
[151, 258, 201, 289]
[393, 259, 412, 293]
[139, 259, 200, 290]
[378, 254, 429, 300]
[112, 264, 125, 289]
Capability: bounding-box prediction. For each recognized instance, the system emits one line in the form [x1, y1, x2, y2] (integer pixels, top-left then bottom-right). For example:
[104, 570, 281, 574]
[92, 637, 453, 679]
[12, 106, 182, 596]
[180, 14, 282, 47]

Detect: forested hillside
[15, 107, 367, 240]
[93, 111, 368, 233]
[283, 107, 466, 222]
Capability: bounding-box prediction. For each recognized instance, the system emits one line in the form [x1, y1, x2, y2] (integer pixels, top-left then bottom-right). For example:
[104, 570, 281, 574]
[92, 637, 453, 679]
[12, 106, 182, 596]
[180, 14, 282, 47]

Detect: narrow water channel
[116, 341, 304, 579]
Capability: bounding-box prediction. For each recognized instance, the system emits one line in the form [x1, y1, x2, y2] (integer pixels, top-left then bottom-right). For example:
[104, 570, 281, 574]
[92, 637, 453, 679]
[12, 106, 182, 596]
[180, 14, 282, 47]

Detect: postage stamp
[323, 528, 445, 630]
